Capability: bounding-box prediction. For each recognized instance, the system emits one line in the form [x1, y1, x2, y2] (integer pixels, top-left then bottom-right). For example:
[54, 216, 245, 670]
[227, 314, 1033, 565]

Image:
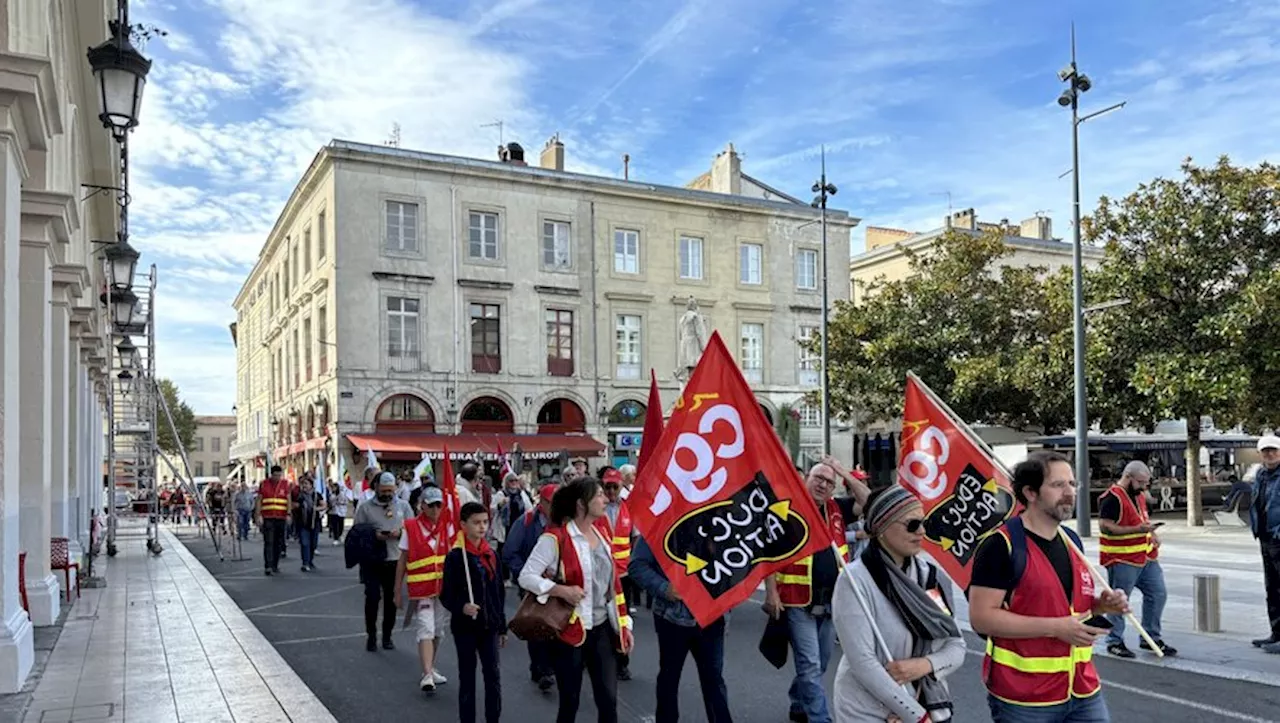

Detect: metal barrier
[1193, 573, 1221, 633]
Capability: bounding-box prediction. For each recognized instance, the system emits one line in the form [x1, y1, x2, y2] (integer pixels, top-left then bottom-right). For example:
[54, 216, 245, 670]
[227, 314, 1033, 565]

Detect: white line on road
[274, 630, 410, 646]
[248, 612, 365, 619]
[241, 584, 362, 614]
[962, 649, 1275, 722]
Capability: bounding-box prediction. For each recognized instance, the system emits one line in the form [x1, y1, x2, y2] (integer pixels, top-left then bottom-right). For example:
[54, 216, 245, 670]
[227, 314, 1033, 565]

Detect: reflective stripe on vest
[777, 498, 849, 607]
[983, 524, 1102, 706]
[1098, 486, 1154, 567]
[595, 502, 634, 579]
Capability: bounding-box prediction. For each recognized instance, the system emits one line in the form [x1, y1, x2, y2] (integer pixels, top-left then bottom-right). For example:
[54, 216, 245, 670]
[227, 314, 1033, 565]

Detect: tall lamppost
[1058, 26, 1124, 537]
[811, 147, 837, 456]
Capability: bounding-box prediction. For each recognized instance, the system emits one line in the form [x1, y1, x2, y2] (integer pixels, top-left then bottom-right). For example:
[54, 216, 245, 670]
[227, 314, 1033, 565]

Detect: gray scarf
[861, 541, 961, 718]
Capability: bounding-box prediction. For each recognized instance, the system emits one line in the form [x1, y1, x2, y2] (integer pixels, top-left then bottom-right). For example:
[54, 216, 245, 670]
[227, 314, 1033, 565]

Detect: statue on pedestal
[676, 296, 708, 380]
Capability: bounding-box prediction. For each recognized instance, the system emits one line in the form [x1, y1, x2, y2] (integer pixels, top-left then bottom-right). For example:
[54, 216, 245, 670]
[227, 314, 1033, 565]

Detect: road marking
[963, 649, 1273, 721]
[249, 612, 365, 619]
[241, 584, 362, 613]
[274, 631, 402, 646]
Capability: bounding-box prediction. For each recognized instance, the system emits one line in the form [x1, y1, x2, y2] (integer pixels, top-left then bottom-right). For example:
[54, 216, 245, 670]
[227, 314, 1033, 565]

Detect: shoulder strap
[1006, 515, 1028, 589]
[1062, 525, 1084, 553]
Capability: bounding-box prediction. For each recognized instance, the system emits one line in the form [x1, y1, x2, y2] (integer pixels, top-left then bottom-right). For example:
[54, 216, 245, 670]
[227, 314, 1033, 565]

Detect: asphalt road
[175, 526, 1280, 723]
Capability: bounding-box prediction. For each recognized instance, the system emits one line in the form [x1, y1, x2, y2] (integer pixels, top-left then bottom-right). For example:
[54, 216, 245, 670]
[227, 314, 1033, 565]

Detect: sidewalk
[948, 517, 1280, 688]
[5, 522, 335, 723]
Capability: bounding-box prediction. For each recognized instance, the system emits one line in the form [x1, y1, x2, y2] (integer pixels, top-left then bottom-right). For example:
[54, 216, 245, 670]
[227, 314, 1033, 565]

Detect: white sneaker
[432, 671, 448, 685]
[420, 674, 435, 693]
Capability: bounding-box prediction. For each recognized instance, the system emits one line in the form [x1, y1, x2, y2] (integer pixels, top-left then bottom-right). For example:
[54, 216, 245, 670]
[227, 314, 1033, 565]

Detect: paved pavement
[4, 522, 333, 723]
[175, 522, 1280, 723]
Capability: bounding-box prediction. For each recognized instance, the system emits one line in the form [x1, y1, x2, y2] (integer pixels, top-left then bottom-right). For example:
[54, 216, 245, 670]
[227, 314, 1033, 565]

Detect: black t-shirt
[970, 527, 1074, 601]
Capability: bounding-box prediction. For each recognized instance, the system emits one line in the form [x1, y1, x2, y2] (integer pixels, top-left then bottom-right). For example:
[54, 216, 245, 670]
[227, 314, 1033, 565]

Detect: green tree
[156, 378, 197, 456]
[775, 403, 801, 464]
[822, 228, 1084, 432]
[1087, 157, 1280, 525]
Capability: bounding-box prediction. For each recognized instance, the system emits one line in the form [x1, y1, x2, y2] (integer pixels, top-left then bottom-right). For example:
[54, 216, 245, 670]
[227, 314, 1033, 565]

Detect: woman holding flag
[831, 485, 965, 722]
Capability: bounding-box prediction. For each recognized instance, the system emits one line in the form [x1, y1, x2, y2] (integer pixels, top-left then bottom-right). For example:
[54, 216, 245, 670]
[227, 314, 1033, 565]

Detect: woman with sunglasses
[831, 486, 965, 723]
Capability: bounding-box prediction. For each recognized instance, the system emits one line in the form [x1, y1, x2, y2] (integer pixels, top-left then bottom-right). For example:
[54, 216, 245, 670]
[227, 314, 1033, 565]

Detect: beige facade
[231, 139, 858, 476]
[163, 415, 235, 482]
[0, 0, 120, 692]
[852, 208, 1104, 303]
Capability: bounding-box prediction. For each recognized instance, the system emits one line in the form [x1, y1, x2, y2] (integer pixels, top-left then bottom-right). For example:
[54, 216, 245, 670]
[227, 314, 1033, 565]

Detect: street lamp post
[1058, 27, 1124, 537]
[812, 147, 837, 456]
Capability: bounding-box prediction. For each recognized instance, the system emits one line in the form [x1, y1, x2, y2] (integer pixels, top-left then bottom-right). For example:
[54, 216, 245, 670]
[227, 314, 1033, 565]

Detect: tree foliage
[775, 403, 801, 464]
[823, 229, 1089, 433]
[1087, 156, 1280, 523]
[156, 378, 197, 456]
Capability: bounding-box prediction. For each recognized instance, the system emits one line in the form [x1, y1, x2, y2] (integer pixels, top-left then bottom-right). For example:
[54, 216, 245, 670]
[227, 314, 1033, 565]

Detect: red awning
[345, 433, 606, 461]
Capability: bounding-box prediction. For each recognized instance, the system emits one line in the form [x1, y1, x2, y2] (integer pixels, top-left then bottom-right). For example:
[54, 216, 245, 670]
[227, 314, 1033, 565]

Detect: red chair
[18, 552, 27, 612]
[50, 537, 78, 603]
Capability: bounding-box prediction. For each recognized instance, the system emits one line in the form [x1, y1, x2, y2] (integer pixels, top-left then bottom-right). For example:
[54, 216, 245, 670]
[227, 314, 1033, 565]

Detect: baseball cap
[601, 469, 623, 485]
[539, 484, 558, 502]
[377, 471, 396, 488]
[1258, 434, 1280, 451]
[422, 486, 444, 505]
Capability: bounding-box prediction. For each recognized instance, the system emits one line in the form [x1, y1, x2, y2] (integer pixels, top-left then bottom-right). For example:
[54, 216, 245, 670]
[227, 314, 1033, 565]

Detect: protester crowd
[216, 430, 1280, 723]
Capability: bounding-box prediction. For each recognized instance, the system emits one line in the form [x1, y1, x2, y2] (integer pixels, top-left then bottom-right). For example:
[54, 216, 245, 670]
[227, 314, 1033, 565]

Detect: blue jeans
[785, 607, 835, 723]
[988, 693, 1110, 722]
[299, 526, 319, 567]
[1105, 560, 1166, 645]
[236, 509, 252, 540]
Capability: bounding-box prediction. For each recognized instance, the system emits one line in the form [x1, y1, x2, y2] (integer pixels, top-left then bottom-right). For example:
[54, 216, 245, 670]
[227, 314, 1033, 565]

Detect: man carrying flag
[629, 333, 838, 723]
[395, 484, 451, 693]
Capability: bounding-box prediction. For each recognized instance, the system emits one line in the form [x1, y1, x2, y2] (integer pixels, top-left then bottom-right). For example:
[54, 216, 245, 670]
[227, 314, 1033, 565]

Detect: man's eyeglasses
[426, 502, 442, 508]
[898, 518, 925, 534]
[809, 475, 838, 488]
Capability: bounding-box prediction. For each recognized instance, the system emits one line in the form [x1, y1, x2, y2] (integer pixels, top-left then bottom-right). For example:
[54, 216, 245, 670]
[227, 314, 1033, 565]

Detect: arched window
[537, 398, 587, 434]
[758, 403, 774, 425]
[375, 394, 436, 432]
[305, 406, 316, 436]
[461, 396, 514, 433]
[607, 400, 646, 427]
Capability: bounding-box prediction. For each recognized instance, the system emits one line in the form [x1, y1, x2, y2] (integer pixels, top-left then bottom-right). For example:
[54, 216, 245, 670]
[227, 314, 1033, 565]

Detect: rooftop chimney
[951, 208, 977, 230]
[498, 142, 527, 166]
[539, 134, 564, 171]
[710, 142, 742, 195]
[1020, 215, 1053, 240]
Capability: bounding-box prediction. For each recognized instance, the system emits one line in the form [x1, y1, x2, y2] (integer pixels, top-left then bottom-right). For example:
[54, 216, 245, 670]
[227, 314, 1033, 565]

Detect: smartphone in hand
[1081, 615, 1114, 630]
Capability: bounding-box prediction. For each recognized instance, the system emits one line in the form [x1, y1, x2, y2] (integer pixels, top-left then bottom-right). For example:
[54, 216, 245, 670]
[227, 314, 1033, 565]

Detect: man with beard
[355, 472, 414, 652]
[1098, 461, 1176, 658]
[970, 451, 1130, 722]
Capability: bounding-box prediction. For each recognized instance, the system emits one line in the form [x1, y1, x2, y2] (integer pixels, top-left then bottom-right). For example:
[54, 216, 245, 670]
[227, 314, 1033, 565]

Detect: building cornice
[458, 278, 514, 291]
[535, 285, 580, 297]
[850, 228, 1105, 272]
[372, 271, 432, 285]
[604, 291, 654, 304]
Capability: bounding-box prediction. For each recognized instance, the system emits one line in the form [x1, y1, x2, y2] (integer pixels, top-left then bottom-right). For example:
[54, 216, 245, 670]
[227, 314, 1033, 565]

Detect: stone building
[160, 415, 236, 482]
[229, 138, 858, 479]
[0, 0, 119, 693]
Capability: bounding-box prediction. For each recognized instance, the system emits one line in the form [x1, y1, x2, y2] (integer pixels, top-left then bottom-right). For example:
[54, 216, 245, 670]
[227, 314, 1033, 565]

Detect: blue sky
[128, 0, 1280, 414]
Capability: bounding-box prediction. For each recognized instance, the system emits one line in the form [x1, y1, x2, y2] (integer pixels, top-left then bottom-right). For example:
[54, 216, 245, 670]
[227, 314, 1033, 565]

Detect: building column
[18, 235, 59, 626]
[49, 291, 74, 580]
[0, 135, 34, 693]
[65, 339, 82, 553]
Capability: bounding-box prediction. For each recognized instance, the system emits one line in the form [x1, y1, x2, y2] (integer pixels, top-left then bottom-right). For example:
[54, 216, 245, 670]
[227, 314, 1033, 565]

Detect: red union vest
[1098, 485, 1156, 567]
[547, 523, 632, 650]
[983, 523, 1102, 707]
[777, 498, 850, 607]
[259, 479, 290, 519]
[405, 517, 444, 599]
[594, 501, 634, 579]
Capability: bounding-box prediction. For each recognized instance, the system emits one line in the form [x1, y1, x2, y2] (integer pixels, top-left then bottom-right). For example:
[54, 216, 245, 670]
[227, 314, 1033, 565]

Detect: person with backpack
[969, 451, 1130, 723]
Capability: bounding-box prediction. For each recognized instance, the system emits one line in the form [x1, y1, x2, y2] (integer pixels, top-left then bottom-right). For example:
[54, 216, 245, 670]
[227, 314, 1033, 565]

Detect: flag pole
[906, 372, 1162, 657]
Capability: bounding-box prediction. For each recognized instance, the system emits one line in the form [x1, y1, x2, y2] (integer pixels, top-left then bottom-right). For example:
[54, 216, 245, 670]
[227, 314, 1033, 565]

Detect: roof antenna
[931, 190, 953, 215]
[384, 122, 401, 148]
[481, 120, 505, 146]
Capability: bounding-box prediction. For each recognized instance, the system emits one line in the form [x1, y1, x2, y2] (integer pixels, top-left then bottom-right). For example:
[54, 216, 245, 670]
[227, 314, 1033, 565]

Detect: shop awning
[344, 432, 606, 461]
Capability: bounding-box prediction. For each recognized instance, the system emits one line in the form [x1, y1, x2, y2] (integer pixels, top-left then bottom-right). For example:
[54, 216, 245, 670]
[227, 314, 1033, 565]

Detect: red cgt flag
[437, 446, 463, 549]
[898, 373, 1017, 589]
[630, 332, 834, 626]
[636, 369, 664, 476]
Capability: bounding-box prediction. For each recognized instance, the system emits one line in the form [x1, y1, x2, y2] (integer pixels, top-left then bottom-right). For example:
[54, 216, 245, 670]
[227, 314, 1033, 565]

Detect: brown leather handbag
[509, 592, 574, 642]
